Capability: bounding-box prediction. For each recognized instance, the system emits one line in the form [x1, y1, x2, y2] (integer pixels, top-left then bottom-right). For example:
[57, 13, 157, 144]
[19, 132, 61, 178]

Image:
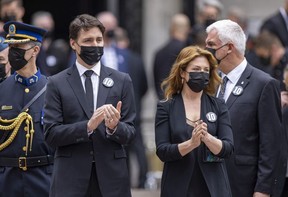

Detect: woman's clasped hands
[190, 120, 209, 147]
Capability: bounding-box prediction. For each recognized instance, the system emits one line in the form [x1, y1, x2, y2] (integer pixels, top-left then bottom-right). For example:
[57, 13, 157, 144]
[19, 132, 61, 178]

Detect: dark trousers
[85, 163, 102, 197]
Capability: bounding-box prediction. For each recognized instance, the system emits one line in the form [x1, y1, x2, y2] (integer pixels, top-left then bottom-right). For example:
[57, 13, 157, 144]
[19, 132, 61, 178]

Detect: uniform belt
[0, 155, 54, 171]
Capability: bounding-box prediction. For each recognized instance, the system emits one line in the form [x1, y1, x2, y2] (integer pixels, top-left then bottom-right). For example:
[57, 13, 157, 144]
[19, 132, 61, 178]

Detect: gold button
[25, 88, 29, 93]
[22, 146, 27, 152]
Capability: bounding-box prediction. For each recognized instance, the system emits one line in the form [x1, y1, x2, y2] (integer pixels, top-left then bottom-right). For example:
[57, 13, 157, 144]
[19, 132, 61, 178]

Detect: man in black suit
[260, 0, 288, 48]
[43, 14, 136, 197]
[205, 19, 283, 197]
[153, 13, 190, 99]
[31, 11, 70, 76]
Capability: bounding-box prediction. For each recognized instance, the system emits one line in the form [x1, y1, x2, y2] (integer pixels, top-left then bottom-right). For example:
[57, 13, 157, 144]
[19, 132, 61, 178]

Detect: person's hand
[190, 120, 204, 148]
[87, 106, 105, 131]
[104, 101, 122, 130]
[198, 121, 210, 143]
[253, 192, 270, 197]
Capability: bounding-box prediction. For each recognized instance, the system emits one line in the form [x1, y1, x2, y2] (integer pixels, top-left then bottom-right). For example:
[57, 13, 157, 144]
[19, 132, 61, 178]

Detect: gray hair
[206, 19, 246, 55]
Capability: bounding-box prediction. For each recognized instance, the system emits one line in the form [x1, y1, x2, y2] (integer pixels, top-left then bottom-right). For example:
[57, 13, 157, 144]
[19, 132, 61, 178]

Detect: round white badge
[102, 77, 114, 88]
[232, 86, 243, 96]
[206, 112, 217, 122]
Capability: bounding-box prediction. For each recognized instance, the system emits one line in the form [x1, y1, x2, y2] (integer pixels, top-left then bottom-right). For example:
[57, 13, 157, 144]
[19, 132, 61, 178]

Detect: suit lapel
[226, 64, 253, 109]
[67, 65, 92, 118]
[97, 66, 113, 108]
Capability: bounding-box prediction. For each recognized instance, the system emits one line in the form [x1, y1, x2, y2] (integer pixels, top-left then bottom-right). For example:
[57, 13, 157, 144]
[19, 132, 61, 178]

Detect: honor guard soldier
[0, 21, 54, 197]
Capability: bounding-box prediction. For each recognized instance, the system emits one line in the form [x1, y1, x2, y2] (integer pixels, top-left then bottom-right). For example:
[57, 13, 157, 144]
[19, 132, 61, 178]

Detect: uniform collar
[14, 69, 41, 86]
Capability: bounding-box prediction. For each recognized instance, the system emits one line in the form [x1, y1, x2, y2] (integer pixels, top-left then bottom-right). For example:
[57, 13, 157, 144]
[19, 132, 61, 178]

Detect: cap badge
[9, 24, 16, 35]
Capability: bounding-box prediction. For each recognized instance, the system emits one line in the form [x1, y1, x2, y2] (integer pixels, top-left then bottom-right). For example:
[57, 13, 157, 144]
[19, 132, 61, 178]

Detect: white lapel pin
[232, 86, 243, 96]
[206, 112, 217, 122]
[102, 77, 114, 88]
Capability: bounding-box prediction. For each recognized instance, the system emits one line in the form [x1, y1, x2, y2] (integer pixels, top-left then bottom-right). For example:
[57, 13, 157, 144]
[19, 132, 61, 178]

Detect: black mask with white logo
[77, 43, 103, 66]
[186, 72, 209, 92]
[8, 46, 34, 71]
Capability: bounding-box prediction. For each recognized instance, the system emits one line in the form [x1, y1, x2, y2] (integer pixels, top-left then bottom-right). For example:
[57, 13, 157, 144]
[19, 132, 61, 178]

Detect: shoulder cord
[0, 85, 46, 154]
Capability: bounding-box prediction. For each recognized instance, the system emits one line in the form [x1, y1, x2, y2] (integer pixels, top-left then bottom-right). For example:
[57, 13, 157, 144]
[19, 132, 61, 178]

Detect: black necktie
[218, 76, 228, 100]
[84, 70, 94, 112]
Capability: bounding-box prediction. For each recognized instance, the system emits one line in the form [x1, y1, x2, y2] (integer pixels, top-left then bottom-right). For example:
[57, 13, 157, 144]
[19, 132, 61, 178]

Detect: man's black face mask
[76, 43, 104, 66]
[205, 44, 229, 64]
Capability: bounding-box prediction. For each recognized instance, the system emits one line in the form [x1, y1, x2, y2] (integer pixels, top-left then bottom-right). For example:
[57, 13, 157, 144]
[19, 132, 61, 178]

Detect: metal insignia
[102, 77, 114, 88]
[1, 105, 13, 110]
[9, 24, 16, 35]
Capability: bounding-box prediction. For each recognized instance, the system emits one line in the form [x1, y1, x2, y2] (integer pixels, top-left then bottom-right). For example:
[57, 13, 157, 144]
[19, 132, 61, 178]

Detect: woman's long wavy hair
[161, 46, 221, 100]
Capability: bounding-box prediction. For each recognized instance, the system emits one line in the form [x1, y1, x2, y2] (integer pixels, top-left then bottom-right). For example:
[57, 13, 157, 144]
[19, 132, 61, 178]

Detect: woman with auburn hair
[155, 46, 233, 197]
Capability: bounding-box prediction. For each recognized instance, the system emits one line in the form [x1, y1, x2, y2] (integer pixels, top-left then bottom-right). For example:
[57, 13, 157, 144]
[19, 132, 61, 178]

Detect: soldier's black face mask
[76, 43, 104, 66]
[8, 46, 34, 71]
[186, 71, 209, 93]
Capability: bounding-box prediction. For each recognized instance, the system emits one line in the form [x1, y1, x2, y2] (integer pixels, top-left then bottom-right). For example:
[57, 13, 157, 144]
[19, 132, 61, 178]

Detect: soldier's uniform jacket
[0, 71, 54, 197]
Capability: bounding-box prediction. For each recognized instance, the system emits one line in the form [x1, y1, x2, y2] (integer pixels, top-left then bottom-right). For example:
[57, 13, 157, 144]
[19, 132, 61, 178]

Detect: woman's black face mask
[8, 46, 34, 71]
[186, 71, 209, 93]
